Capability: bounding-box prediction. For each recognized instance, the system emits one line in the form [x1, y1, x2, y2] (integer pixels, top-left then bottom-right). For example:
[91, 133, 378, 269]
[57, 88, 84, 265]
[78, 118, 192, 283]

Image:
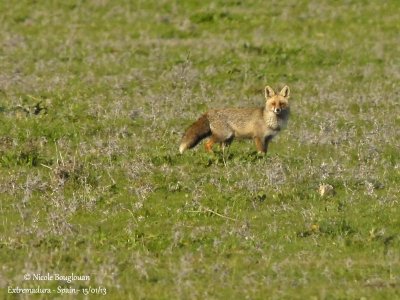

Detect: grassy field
[1, 0, 399, 299]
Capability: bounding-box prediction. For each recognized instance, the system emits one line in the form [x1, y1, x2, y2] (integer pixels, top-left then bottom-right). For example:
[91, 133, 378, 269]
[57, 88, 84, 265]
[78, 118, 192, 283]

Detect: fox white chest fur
[263, 108, 289, 132]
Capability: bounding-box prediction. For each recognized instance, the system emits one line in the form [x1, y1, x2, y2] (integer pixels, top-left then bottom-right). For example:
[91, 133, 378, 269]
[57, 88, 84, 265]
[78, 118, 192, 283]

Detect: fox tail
[179, 114, 211, 154]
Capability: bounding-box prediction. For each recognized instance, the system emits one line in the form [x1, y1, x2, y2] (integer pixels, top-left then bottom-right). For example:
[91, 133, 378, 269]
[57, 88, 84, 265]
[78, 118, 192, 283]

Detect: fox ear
[279, 86, 290, 98]
[265, 86, 275, 98]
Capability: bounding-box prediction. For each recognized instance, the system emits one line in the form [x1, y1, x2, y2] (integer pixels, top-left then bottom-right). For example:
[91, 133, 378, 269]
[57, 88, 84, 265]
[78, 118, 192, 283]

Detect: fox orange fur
[179, 85, 290, 154]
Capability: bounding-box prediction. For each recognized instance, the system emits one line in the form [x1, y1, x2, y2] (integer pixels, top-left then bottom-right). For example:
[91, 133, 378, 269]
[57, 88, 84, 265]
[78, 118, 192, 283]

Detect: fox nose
[274, 108, 281, 114]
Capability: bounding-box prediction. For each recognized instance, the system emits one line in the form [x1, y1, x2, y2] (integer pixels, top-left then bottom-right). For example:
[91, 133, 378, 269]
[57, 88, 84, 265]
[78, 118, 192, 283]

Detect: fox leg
[254, 137, 266, 153]
[206, 132, 233, 152]
[205, 136, 217, 152]
[220, 135, 234, 149]
[264, 136, 273, 153]
[255, 136, 274, 154]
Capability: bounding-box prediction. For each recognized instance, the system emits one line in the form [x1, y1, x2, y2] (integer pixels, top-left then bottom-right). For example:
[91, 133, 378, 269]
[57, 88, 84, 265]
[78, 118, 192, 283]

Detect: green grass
[1, 0, 399, 299]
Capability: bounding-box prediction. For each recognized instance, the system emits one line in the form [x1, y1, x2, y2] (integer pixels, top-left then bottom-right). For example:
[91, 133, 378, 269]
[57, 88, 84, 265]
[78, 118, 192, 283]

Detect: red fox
[179, 85, 290, 154]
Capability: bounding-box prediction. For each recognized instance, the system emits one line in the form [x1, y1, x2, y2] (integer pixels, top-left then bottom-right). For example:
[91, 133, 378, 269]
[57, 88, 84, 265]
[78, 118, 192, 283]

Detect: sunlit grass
[0, 0, 399, 299]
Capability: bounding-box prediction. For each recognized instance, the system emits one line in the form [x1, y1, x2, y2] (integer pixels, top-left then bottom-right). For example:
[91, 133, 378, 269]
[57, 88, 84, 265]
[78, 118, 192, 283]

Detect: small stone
[319, 184, 335, 196]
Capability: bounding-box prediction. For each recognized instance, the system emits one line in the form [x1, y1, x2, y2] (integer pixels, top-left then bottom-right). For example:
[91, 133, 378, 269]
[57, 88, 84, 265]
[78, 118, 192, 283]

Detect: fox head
[265, 85, 290, 116]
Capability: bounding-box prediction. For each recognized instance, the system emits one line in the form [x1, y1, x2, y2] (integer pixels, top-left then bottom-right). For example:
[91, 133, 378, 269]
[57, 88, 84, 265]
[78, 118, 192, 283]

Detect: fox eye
[271, 102, 276, 106]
